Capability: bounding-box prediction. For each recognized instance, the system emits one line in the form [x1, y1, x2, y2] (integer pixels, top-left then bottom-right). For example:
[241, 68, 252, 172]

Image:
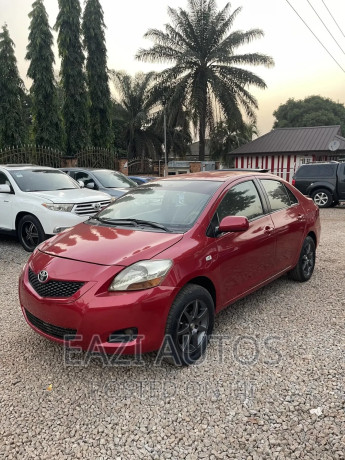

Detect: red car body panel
[19, 171, 321, 354]
[37, 225, 184, 266]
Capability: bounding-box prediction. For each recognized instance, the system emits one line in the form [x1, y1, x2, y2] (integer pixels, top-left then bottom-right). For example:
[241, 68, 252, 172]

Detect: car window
[296, 164, 336, 178]
[9, 169, 79, 192]
[0, 172, 10, 186]
[285, 185, 299, 205]
[74, 171, 94, 187]
[92, 170, 137, 188]
[216, 180, 264, 221]
[260, 179, 294, 211]
[95, 180, 222, 232]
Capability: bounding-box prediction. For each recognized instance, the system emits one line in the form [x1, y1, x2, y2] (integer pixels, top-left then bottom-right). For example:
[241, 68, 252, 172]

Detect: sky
[2, 0, 345, 136]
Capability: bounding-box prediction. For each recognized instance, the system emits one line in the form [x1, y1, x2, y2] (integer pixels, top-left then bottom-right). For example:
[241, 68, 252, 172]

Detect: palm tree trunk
[198, 79, 207, 162]
[199, 118, 206, 162]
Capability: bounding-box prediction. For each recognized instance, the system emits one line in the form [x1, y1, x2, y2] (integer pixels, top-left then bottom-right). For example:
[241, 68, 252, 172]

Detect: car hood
[31, 189, 111, 203]
[38, 223, 184, 266]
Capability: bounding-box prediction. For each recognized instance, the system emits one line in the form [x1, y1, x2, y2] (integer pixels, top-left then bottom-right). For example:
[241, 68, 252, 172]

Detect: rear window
[295, 164, 336, 178]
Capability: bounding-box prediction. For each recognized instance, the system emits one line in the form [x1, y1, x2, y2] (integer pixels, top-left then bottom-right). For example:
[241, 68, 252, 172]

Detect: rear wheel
[18, 215, 45, 252]
[311, 189, 332, 208]
[163, 284, 214, 366]
[288, 236, 316, 282]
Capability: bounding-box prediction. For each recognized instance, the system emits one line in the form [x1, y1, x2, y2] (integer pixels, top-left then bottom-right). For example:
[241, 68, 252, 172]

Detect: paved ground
[0, 208, 344, 459]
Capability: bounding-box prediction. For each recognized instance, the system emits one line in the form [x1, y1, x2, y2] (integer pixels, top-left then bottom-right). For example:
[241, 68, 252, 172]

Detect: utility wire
[321, 0, 345, 38]
[284, 0, 345, 73]
[306, 0, 345, 55]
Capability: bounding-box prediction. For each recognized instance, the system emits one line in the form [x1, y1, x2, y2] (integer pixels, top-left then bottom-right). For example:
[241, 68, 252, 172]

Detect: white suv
[0, 164, 113, 251]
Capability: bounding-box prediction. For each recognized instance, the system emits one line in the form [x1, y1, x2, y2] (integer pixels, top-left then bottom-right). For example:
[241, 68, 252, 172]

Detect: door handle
[264, 225, 274, 234]
[297, 214, 305, 221]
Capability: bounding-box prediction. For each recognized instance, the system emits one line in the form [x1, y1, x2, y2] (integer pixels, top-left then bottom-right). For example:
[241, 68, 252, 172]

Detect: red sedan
[19, 171, 320, 365]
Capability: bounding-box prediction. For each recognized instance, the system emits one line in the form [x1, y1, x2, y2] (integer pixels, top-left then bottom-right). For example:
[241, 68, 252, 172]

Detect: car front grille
[73, 200, 111, 215]
[28, 268, 84, 298]
[25, 309, 77, 340]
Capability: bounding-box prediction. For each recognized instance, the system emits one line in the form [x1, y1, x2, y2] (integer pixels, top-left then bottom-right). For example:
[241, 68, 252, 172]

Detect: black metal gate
[0, 145, 63, 167]
[77, 148, 118, 169]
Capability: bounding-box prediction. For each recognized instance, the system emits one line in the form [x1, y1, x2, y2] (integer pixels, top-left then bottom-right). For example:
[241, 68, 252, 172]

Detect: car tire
[163, 284, 214, 366]
[288, 236, 316, 282]
[18, 215, 46, 252]
[311, 189, 332, 208]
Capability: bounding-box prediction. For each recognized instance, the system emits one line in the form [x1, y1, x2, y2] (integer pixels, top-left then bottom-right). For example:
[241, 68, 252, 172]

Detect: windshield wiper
[97, 217, 168, 231]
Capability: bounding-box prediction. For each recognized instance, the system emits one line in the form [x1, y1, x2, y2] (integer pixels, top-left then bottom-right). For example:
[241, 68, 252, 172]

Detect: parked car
[292, 161, 345, 207]
[129, 176, 156, 185]
[19, 170, 320, 365]
[62, 168, 137, 198]
[0, 164, 112, 251]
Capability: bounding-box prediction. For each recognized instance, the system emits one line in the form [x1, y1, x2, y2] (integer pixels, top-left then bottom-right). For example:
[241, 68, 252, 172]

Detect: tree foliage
[111, 71, 163, 159]
[82, 0, 112, 148]
[26, 0, 62, 149]
[0, 25, 28, 147]
[209, 120, 257, 162]
[273, 96, 345, 135]
[136, 0, 273, 161]
[55, 0, 89, 156]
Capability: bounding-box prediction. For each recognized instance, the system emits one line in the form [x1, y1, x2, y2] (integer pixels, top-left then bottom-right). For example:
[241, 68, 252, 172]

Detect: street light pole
[162, 96, 168, 177]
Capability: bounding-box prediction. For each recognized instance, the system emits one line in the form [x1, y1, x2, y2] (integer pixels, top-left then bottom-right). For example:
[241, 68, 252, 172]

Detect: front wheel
[18, 215, 46, 252]
[288, 236, 316, 282]
[163, 284, 214, 366]
[311, 189, 332, 208]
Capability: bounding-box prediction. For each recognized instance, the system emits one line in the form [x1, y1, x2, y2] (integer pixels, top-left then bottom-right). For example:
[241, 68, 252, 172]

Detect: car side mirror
[217, 216, 249, 234]
[0, 184, 11, 194]
[77, 180, 85, 188]
[86, 181, 96, 189]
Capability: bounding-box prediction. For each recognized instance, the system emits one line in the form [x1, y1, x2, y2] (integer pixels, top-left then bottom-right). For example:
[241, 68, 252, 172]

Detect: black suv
[292, 161, 345, 207]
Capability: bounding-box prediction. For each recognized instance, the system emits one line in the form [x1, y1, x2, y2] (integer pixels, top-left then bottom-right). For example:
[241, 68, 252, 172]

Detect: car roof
[62, 167, 118, 172]
[0, 164, 56, 170]
[157, 170, 274, 182]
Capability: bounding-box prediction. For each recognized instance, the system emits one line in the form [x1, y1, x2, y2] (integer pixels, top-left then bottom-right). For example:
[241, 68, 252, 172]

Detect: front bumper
[18, 252, 177, 354]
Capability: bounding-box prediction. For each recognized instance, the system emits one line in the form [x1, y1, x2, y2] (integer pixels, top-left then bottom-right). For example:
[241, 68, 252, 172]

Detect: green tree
[82, 0, 112, 148]
[209, 119, 257, 161]
[26, 0, 62, 149]
[136, 0, 273, 161]
[0, 25, 28, 147]
[55, 0, 89, 156]
[273, 96, 345, 135]
[111, 71, 162, 159]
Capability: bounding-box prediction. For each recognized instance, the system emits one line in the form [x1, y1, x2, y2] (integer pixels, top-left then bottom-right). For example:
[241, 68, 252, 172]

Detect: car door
[0, 171, 14, 230]
[211, 179, 276, 305]
[259, 179, 306, 272]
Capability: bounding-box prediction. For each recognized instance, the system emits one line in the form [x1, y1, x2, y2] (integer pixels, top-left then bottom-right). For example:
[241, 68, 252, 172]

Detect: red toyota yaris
[19, 171, 320, 365]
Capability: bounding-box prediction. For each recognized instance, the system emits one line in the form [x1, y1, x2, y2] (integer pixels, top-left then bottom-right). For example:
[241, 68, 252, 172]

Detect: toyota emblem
[93, 203, 101, 210]
[38, 270, 49, 283]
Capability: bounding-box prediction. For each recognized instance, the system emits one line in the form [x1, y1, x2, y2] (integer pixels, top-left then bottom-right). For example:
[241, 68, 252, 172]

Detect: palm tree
[209, 120, 257, 163]
[110, 71, 162, 159]
[136, 0, 274, 161]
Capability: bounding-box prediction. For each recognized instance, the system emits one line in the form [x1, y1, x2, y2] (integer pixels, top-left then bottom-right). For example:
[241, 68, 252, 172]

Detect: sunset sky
[2, 0, 345, 135]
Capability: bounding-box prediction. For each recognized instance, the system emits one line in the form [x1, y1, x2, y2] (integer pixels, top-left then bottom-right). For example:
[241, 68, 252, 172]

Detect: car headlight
[109, 260, 173, 291]
[42, 203, 74, 212]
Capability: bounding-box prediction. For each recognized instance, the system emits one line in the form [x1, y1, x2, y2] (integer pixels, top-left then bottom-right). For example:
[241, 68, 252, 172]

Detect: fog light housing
[108, 327, 138, 343]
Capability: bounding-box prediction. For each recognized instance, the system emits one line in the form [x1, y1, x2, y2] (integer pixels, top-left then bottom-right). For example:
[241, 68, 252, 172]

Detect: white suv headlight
[42, 203, 74, 212]
[109, 260, 173, 291]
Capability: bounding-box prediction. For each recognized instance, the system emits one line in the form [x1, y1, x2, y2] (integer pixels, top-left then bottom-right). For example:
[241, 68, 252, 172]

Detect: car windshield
[92, 170, 137, 188]
[94, 180, 222, 232]
[10, 169, 79, 192]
